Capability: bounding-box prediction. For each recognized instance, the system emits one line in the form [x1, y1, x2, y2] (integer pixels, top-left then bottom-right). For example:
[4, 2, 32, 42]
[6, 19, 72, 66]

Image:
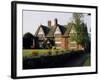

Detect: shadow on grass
[23, 50, 90, 69]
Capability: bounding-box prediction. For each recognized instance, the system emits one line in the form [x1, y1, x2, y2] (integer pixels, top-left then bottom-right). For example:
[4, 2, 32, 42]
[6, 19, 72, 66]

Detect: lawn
[23, 49, 68, 59]
[83, 55, 91, 66]
[23, 49, 49, 58]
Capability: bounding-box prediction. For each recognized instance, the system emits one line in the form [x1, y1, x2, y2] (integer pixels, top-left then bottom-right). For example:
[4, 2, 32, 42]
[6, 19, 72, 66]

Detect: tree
[71, 13, 90, 52]
[23, 32, 34, 49]
[23, 32, 39, 49]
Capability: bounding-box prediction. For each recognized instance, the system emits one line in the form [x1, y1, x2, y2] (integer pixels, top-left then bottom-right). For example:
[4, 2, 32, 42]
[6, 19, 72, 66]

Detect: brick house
[35, 18, 84, 50]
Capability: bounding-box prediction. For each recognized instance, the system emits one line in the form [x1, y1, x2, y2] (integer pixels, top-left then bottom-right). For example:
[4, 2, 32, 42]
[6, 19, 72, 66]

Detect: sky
[23, 10, 91, 35]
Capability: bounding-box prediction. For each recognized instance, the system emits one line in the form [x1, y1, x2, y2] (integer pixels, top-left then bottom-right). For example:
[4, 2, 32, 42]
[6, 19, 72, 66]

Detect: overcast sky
[23, 10, 91, 35]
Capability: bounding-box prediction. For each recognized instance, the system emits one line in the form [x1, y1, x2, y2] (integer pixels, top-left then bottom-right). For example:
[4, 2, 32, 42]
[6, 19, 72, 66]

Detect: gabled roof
[58, 24, 66, 34]
[46, 26, 56, 37]
[35, 20, 75, 38]
[64, 23, 75, 37]
[46, 24, 66, 37]
[35, 25, 50, 36]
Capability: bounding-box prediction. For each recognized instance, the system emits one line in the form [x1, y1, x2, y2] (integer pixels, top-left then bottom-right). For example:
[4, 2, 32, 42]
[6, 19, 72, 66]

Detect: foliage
[23, 49, 50, 58]
[23, 32, 39, 49]
[83, 55, 90, 66]
[23, 32, 34, 49]
[71, 13, 90, 50]
[23, 49, 68, 59]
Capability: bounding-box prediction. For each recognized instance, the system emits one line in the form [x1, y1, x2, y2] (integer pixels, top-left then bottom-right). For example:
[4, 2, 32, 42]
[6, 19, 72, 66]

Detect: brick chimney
[54, 18, 58, 26]
[48, 20, 51, 27]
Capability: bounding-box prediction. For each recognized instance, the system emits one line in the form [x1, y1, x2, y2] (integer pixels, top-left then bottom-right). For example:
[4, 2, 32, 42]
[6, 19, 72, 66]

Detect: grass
[23, 49, 68, 58]
[23, 49, 49, 58]
[83, 55, 91, 66]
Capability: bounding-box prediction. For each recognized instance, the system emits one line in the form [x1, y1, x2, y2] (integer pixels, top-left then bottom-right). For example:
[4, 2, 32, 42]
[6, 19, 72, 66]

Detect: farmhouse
[35, 18, 84, 50]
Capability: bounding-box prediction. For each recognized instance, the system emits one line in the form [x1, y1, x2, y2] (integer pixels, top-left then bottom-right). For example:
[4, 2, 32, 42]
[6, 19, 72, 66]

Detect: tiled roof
[35, 25, 50, 36]
[35, 22, 75, 38]
[46, 24, 66, 37]
[46, 26, 56, 37]
[64, 23, 75, 37]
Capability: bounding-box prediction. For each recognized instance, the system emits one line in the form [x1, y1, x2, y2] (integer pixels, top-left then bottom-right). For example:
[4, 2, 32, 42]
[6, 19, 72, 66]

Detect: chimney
[54, 18, 58, 26]
[48, 20, 51, 27]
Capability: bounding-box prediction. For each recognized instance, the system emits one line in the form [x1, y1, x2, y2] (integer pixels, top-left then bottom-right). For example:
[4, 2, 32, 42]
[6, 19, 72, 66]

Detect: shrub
[55, 50, 59, 55]
[48, 51, 52, 56]
[32, 51, 39, 57]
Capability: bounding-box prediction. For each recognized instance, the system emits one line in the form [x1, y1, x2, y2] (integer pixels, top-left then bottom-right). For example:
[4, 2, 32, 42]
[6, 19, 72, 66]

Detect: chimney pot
[54, 18, 58, 26]
[48, 20, 51, 27]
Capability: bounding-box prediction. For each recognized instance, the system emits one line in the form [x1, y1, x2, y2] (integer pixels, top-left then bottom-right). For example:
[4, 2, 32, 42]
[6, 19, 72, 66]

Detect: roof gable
[46, 26, 56, 37]
[64, 23, 75, 37]
[38, 27, 44, 35]
[46, 24, 66, 37]
[35, 25, 50, 36]
[54, 26, 61, 34]
[35, 21, 75, 38]
[58, 24, 66, 34]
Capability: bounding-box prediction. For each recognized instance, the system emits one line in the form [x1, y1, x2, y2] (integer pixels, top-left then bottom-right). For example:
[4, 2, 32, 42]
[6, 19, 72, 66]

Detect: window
[69, 41, 77, 49]
[56, 44, 61, 47]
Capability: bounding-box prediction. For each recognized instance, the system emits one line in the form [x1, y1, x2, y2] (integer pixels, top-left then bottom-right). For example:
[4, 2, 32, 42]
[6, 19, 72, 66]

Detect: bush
[32, 51, 39, 57]
[48, 51, 52, 56]
[55, 50, 59, 55]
